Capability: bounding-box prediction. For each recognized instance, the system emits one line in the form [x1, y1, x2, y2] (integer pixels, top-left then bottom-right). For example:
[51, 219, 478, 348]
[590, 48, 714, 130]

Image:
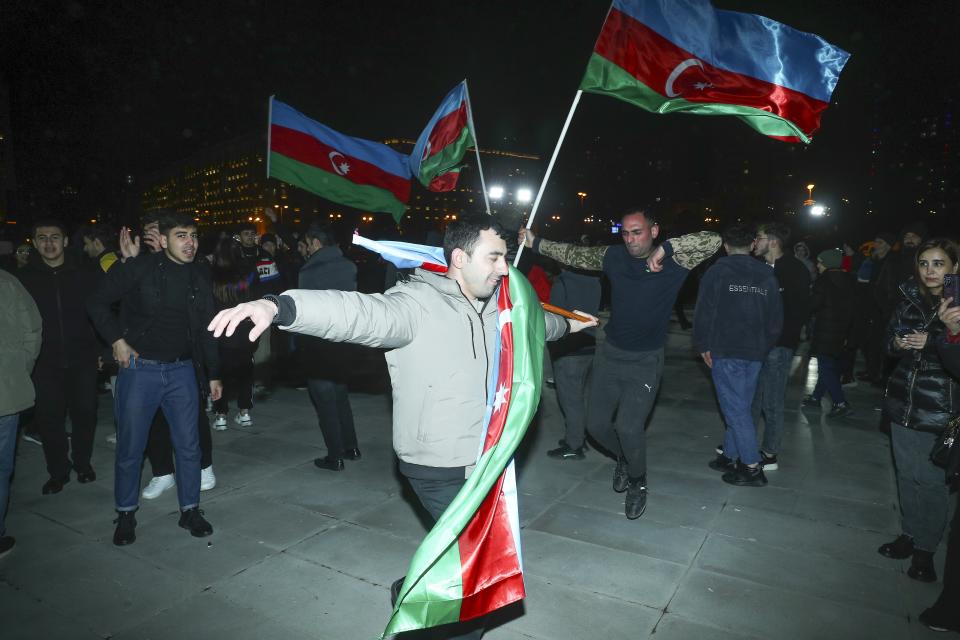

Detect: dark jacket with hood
[297, 245, 358, 379]
[693, 254, 783, 361]
[771, 254, 811, 350]
[86, 251, 221, 386]
[882, 279, 958, 433]
[810, 268, 856, 357]
[17, 252, 102, 370]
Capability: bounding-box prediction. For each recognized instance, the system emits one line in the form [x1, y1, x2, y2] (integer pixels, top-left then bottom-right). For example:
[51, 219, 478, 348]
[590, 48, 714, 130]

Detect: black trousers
[146, 402, 213, 476]
[306, 378, 356, 458]
[213, 347, 254, 414]
[587, 342, 664, 478]
[33, 362, 98, 478]
[553, 354, 592, 449]
[404, 475, 484, 640]
[930, 491, 960, 618]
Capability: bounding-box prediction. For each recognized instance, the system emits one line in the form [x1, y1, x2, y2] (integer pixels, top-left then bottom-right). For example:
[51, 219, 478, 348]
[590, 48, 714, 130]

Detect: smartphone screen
[944, 273, 959, 307]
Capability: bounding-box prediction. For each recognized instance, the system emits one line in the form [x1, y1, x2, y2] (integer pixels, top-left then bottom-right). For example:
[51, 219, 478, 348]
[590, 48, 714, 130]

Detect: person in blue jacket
[694, 224, 783, 487]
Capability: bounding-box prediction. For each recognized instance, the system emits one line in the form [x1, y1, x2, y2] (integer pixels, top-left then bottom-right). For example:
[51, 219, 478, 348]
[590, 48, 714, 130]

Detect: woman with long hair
[877, 238, 960, 583]
[210, 237, 261, 429]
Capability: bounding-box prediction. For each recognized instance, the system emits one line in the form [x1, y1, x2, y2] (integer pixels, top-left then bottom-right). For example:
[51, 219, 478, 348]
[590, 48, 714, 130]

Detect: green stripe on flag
[580, 53, 810, 143]
[268, 152, 408, 221]
[417, 126, 475, 187]
[382, 266, 544, 638]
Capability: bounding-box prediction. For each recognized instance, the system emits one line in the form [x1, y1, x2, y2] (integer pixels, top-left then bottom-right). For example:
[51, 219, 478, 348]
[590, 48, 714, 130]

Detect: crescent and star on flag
[665, 58, 714, 97]
[328, 150, 351, 176]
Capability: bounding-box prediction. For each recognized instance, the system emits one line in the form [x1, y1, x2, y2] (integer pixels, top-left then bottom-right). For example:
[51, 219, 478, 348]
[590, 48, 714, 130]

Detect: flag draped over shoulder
[267, 98, 411, 221]
[409, 81, 475, 192]
[581, 0, 851, 143]
[382, 265, 544, 637]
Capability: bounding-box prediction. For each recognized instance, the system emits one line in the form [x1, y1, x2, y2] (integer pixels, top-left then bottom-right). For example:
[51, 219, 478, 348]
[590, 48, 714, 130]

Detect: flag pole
[513, 89, 583, 267]
[265, 95, 274, 179]
[463, 80, 491, 215]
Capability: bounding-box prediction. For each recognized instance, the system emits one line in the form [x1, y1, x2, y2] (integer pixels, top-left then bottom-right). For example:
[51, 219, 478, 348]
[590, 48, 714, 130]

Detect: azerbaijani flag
[382, 265, 543, 637]
[267, 97, 411, 221]
[409, 81, 475, 192]
[581, 0, 851, 143]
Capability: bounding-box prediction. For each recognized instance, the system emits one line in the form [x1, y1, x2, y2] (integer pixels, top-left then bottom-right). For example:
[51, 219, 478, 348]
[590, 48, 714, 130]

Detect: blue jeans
[114, 359, 200, 511]
[712, 358, 763, 466]
[812, 354, 846, 405]
[0, 413, 18, 537]
[752, 347, 794, 454]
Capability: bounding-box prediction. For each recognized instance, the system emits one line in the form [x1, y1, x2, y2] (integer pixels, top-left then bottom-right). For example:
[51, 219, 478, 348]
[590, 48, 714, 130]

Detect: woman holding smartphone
[877, 238, 960, 583]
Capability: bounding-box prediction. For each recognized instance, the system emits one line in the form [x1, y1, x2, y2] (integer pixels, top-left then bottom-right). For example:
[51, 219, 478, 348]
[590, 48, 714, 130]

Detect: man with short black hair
[79, 223, 120, 273]
[88, 211, 222, 545]
[18, 219, 103, 494]
[520, 210, 721, 519]
[696, 224, 782, 487]
[750, 222, 810, 469]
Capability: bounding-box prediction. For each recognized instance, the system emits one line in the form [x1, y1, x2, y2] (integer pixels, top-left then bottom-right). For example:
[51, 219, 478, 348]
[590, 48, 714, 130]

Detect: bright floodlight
[489, 185, 504, 200]
[517, 188, 533, 203]
[810, 204, 825, 217]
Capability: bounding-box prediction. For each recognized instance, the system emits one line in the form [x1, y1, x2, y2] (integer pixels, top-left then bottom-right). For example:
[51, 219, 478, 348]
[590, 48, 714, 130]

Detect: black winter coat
[882, 279, 958, 433]
[810, 269, 856, 357]
[297, 245, 358, 380]
[17, 253, 102, 370]
[86, 251, 221, 384]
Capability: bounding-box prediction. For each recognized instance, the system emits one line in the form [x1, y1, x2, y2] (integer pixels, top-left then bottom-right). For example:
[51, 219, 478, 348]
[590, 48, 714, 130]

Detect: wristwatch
[261, 294, 281, 323]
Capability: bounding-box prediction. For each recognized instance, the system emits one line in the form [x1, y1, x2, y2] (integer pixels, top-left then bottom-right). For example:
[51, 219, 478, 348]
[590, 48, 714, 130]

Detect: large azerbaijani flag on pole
[409, 81, 475, 192]
[381, 264, 544, 637]
[581, 0, 851, 143]
[267, 97, 412, 221]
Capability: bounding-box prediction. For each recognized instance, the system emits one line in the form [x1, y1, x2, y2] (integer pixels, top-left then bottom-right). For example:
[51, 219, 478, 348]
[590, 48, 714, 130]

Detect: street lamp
[517, 188, 533, 204]
[804, 183, 815, 206]
[576, 191, 587, 207]
[489, 185, 504, 200]
[809, 204, 825, 217]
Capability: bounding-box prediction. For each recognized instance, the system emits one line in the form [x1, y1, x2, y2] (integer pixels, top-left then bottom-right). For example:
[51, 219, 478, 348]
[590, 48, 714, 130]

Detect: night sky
[2, 0, 958, 237]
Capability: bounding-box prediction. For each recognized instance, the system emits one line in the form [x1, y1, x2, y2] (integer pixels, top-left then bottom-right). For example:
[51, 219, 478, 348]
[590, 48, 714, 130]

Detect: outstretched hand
[567, 310, 599, 333]
[208, 299, 279, 342]
[119, 227, 141, 260]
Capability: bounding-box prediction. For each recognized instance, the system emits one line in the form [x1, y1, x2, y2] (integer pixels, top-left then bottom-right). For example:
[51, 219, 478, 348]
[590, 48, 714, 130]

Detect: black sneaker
[708, 454, 736, 472]
[612, 457, 629, 493]
[919, 603, 960, 633]
[314, 456, 344, 471]
[827, 402, 854, 418]
[759, 450, 779, 471]
[878, 534, 914, 559]
[722, 463, 768, 487]
[801, 395, 821, 408]
[113, 511, 137, 546]
[178, 507, 213, 538]
[343, 448, 362, 461]
[0, 536, 15, 559]
[907, 550, 937, 583]
[624, 477, 647, 520]
[42, 474, 70, 495]
[75, 465, 97, 484]
[547, 443, 586, 460]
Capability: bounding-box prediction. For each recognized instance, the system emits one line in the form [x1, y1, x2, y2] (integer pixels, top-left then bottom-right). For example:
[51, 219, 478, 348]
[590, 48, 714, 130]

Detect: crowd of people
[0, 208, 958, 636]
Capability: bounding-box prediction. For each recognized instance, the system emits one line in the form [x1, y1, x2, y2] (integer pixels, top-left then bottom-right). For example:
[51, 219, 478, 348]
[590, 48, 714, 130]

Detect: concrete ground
[1, 322, 953, 640]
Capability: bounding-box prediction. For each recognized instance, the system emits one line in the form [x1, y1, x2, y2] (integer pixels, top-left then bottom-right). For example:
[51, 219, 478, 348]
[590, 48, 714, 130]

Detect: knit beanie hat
[817, 248, 843, 269]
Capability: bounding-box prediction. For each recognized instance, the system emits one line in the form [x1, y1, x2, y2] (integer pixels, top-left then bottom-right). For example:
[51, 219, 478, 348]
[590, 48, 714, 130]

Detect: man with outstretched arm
[520, 210, 721, 519]
[209, 215, 596, 640]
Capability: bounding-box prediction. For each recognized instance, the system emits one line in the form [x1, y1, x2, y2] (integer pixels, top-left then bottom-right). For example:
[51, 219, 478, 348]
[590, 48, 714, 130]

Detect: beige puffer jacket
[280, 269, 567, 468]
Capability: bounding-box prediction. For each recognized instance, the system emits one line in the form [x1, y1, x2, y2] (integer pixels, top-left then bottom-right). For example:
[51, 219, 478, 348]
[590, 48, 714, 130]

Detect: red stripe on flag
[457, 280, 524, 622]
[428, 170, 461, 192]
[596, 9, 829, 136]
[271, 125, 411, 203]
[425, 102, 469, 159]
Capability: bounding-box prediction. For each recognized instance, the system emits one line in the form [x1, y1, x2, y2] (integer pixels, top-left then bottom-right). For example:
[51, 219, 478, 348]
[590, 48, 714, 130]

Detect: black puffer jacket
[882, 279, 958, 432]
[810, 269, 856, 357]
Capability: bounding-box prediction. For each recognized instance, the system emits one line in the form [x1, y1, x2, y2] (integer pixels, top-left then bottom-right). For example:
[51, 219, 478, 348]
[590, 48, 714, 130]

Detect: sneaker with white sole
[200, 465, 216, 491]
[141, 474, 175, 500]
[760, 450, 779, 471]
[22, 431, 42, 446]
[234, 412, 252, 427]
[213, 415, 228, 431]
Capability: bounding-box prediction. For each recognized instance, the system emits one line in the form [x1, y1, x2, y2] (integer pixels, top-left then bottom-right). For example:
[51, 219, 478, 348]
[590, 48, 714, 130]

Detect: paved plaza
[1, 321, 953, 640]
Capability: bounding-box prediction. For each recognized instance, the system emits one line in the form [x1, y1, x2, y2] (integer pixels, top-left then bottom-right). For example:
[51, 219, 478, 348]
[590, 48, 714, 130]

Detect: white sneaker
[142, 474, 176, 500]
[106, 432, 117, 445]
[200, 465, 216, 491]
[235, 412, 252, 427]
[213, 415, 228, 431]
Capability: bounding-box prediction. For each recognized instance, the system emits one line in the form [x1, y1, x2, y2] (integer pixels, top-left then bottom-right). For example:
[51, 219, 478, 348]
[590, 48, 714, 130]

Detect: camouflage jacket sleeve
[668, 231, 722, 270]
[536, 239, 608, 271]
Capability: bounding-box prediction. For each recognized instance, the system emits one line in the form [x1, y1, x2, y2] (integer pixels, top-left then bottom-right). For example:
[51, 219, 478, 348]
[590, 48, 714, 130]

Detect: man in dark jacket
[18, 220, 103, 494]
[298, 222, 360, 471]
[751, 223, 810, 470]
[87, 211, 222, 546]
[803, 249, 857, 416]
[694, 224, 782, 487]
